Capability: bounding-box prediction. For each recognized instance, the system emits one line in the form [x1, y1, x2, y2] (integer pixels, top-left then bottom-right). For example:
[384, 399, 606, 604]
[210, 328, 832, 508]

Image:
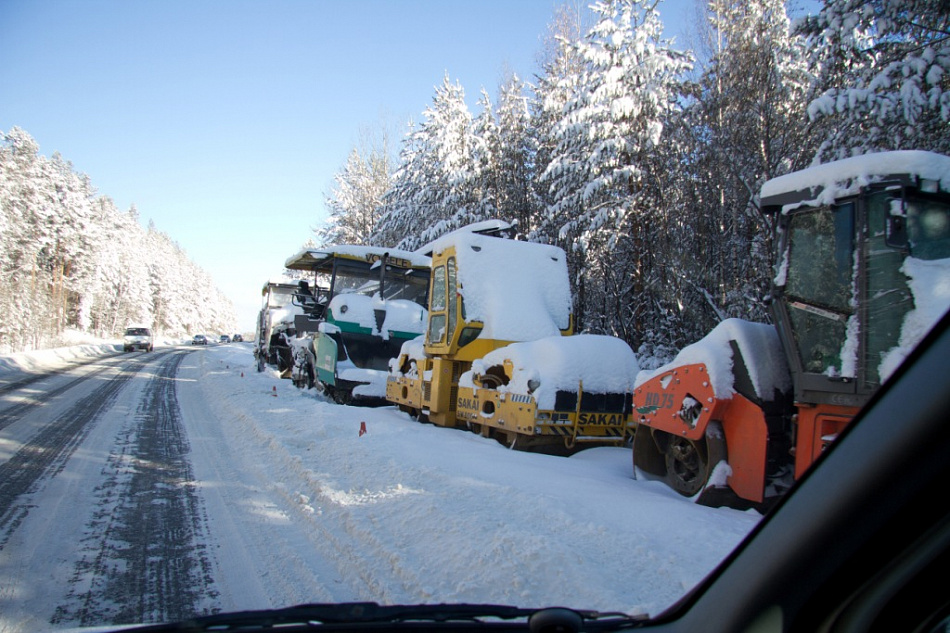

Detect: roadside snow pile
[635, 319, 792, 400]
[0, 331, 192, 381]
[880, 256, 950, 380]
[462, 335, 639, 409]
[0, 341, 117, 379]
[427, 231, 572, 341]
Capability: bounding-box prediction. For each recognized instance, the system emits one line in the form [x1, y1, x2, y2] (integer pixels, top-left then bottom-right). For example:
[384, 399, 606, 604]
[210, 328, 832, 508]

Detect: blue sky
[1, 0, 696, 331]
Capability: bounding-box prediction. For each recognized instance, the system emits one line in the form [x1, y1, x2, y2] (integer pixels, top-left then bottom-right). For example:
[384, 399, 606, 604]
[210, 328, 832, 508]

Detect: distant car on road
[192, 334, 208, 345]
[233, 334, 244, 342]
[219, 334, 231, 343]
[123, 327, 153, 352]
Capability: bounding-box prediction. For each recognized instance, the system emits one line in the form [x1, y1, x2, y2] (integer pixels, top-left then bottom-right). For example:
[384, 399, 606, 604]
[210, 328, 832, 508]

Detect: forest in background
[319, 0, 949, 363]
[0, 128, 236, 354]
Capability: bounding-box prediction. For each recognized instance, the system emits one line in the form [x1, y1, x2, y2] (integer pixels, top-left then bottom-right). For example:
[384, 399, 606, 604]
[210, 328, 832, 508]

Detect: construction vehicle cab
[255, 280, 303, 375]
[284, 245, 430, 404]
[633, 150, 950, 506]
[388, 221, 639, 451]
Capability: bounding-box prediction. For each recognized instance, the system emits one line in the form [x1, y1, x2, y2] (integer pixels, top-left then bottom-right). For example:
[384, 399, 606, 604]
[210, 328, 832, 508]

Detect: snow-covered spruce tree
[373, 75, 480, 250]
[371, 119, 424, 248]
[494, 73, 541, 239]
[317, 131, 393, 247]
[669, 0, 813, 340]
[800, 0, 950, 160]
[531, 3, 585, 249]
[468, 88, 503, 223]
[536, 0, 691, 339]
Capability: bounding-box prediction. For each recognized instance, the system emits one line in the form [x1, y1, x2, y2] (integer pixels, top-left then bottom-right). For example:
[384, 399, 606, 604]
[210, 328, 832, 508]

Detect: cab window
[427, 265, 446, 344]
[785, 204, 854, 375]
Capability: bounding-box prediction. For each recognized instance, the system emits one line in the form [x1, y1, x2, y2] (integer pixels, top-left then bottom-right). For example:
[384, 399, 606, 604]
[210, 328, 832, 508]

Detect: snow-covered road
[0, 343, 762, 632]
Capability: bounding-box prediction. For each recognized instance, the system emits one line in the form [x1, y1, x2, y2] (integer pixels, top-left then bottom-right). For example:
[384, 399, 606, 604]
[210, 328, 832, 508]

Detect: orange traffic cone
[359, 422, 367, 437]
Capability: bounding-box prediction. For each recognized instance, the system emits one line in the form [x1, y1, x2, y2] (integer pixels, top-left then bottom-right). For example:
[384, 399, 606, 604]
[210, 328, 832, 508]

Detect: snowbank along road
[0, 343, 761, 632]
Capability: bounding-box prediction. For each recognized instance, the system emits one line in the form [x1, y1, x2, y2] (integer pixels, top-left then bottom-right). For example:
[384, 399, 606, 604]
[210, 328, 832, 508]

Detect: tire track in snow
[51, 349, 218, 628]
[50, 352, 216, 626]
[0, 350, 123, 397]
[0, 351, 174, 431]
[178, 351, 341, 609]
[208, 389, 432, 603]
[0, 362, 114, 432]
[0, 356, 152, 549]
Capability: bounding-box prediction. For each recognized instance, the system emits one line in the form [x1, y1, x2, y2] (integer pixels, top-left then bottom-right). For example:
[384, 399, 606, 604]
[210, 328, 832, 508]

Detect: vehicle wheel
[664, 436, 709, 497]
[305, 362, 315, 390]
[332, 388, 352, 406]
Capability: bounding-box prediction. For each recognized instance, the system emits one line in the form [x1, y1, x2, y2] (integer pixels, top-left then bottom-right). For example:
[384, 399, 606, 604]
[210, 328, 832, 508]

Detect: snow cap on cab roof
[261, 277, 300, 293]
[284, 244, 431, 271]
[760, 150, 950, 211]
[429, 227, 572, 341]
[415, 220, 513, 256]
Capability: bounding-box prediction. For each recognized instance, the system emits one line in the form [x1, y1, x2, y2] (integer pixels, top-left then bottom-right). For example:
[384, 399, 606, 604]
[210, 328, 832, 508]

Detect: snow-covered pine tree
[0, 127, 235, 351]
[536, 0, 691, 337]
[374, 74, 479, 250]
[668, 0, 812, 342]
[317, 131, 393, 247]
[495, 73, 540, 239]
[801, 0, 950, 159]
[0, 127, 47, 350]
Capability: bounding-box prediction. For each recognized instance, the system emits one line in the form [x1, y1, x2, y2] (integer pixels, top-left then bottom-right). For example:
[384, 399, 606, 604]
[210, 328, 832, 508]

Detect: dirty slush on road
[0, 350, 218, 629]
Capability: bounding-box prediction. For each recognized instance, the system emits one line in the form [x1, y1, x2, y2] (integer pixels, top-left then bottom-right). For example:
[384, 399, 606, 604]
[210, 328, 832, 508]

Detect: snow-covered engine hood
[328, 293, 426, 339]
